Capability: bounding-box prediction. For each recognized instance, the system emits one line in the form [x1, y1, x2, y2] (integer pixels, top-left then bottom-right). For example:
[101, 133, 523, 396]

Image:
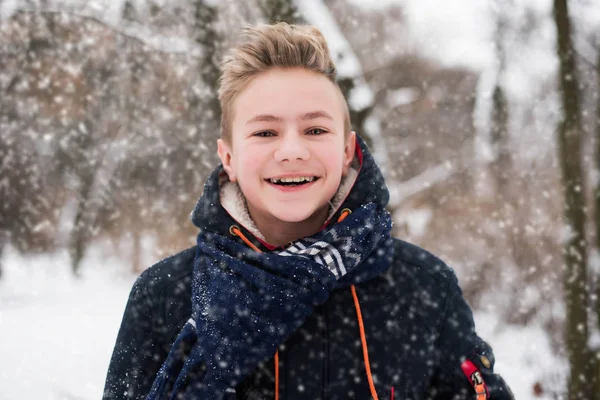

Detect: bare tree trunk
[69, 173, 94, 277]
[552, 1, 595, 398]
[258, 0, 302, 24]
[490, 84, 510, 191]
[0, 232, 4, 280]
[490, 2, 511, 194]
[194, 0, 221, 126]
[596, 46, 600, 305]
[594, 41, 600, 398]
[132, 230, 142, 274]
[122, 1, 136, 21]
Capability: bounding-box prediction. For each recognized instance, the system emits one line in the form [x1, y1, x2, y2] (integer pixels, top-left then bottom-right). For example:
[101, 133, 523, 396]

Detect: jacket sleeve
[102, 276, 167, 400]
[427, 276, 515, 400]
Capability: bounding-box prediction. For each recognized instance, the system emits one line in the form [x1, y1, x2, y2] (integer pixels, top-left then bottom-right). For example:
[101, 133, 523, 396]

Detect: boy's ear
[342, 131, 356, 175]
[217, 138, 237, 182]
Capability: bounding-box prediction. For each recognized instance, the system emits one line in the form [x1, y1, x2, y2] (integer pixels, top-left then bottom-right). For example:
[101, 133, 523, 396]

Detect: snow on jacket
[103, 135, 514, 400]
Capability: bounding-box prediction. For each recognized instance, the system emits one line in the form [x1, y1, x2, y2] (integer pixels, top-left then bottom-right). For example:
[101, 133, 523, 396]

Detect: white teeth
[269, 176, 315, 184]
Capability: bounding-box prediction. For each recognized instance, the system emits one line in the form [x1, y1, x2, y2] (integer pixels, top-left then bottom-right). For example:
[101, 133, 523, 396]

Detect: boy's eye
[253, 131, 275, 137]
[306, 128, 327, 135]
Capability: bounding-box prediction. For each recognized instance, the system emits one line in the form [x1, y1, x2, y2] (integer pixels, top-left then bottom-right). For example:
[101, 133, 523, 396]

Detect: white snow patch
[346, 0, 400, 11]
[0, 0, 19, 18]
[388, 87, 420, 107]
[402, 0, 495, 71]
[348, 83, 374, 112]
[589, 329, 600, 352]
[294, 0, 361, 78]
[474, 311, 567, 400]
[394, 207, 432, 239]
[0, 244, 137, 400]
[388, 162, 455, 207]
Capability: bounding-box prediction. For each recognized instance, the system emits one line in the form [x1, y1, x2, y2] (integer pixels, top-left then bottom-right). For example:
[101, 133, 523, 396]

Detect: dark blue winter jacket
[103, 137, 513, 400]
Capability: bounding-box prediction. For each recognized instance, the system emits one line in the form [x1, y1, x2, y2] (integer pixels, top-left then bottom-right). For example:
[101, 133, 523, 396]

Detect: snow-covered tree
[552, 0, 595, 398]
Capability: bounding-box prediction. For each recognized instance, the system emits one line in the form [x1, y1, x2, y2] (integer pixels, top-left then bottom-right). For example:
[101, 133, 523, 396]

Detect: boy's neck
[247, 204, 330, 247]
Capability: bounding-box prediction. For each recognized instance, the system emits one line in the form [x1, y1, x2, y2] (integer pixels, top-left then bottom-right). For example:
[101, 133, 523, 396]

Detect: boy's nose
[273, 133, 310, 162]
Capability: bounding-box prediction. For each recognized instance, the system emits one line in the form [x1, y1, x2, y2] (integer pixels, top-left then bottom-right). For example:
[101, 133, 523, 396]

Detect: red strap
[460, 359, 489, 400]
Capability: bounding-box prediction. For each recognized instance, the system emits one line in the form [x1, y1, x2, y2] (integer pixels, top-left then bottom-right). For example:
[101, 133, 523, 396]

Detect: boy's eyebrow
[246, 111, 333, 125]
[300, 111, 334, 121]
[246, 114, 284, 124]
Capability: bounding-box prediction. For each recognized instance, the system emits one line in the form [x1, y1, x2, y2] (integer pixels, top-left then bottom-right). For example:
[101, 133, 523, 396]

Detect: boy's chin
[270, 210, 317, 223]
[269, 206, 326, 224]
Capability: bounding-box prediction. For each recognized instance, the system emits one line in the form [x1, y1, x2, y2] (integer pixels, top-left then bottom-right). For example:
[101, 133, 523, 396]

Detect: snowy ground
[1, 243, 564, 399]
[0, 244, 137, 400]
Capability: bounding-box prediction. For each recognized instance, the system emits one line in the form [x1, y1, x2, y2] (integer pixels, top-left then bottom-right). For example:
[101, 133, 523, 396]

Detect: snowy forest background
[2, 0, 600, 399]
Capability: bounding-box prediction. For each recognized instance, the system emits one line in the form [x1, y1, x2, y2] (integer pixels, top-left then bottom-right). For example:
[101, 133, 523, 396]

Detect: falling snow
[2, 0, 600, 399]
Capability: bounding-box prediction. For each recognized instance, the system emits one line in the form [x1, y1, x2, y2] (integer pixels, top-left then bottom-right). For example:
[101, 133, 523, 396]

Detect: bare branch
[7, 8, 203, 59]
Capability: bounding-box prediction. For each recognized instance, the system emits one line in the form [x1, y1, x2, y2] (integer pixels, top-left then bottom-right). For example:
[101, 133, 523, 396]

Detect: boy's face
[218, 67, 355, 227]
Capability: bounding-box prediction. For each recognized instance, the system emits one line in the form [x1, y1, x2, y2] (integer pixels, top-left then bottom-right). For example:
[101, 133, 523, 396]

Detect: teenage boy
[103, 23, 514, 400]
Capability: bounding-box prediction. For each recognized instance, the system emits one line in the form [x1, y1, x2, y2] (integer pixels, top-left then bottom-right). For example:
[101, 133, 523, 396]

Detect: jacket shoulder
[386, 238, 462, 333]
[135, 245, 197, 296]
[391, 237, 459, 291]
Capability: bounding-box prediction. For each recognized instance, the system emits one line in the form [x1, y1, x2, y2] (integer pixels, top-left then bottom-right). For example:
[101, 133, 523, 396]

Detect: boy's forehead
[233, 68, 347, 123]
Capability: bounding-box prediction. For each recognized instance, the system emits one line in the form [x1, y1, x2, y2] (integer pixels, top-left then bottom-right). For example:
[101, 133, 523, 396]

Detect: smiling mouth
[266, 176, 320, 187]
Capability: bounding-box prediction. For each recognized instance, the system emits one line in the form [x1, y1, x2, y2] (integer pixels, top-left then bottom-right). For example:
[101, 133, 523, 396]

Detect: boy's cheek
[234, 156, 263, 183]
[241, 150, 266, 169]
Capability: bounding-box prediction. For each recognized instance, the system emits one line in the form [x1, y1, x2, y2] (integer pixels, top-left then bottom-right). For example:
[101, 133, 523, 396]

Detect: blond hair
[218, 23, 351, 141]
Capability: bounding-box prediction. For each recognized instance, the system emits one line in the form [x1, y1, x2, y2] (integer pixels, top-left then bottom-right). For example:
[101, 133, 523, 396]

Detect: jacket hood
[190, 134, 389, 251]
